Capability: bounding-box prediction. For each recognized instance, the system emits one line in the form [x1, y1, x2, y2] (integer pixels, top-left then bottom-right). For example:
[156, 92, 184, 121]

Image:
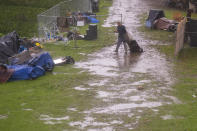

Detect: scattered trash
[67, 31, 84, 40]
[137, 86, 144, 90]
[161, 115, 174, 120]
[0, 115, 8, 120]
[192, 94, 197, 98]
[54, 56, 75, 66]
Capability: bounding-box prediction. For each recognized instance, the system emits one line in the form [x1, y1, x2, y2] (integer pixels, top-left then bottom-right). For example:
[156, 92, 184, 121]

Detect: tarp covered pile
[146, 9, 177, 32]
[0, 32, 54, 83]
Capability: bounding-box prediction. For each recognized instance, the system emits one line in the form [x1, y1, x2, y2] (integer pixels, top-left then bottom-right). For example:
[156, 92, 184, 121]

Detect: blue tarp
[87, 16, 99, 23]
[7, 52, 54, 81]
[8, 65, 45, 81]
[28, 52, 54, 71]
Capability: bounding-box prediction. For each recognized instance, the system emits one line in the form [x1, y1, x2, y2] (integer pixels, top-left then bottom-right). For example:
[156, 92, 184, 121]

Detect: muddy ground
[46, 0, 180, 130]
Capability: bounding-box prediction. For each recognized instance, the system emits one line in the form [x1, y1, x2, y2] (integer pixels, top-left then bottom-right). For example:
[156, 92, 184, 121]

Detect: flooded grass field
[2, 0, 197, 130]
[72, 0, 180, 130]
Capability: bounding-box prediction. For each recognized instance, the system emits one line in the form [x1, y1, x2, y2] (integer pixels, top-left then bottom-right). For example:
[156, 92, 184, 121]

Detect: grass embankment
[0, 0, 115, 131]
[0, 0, 63, 37]
[135, 9, 197, 131]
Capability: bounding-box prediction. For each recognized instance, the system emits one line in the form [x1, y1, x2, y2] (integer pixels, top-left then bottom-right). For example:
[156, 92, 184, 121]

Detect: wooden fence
[175, 18, 187, 56]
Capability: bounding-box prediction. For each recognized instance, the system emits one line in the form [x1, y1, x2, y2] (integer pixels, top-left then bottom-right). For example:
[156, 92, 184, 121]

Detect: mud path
[71, 0, 179, 130]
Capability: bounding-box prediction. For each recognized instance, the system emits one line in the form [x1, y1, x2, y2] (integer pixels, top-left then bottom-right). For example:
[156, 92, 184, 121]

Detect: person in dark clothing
[185, 9, 193, 42]
[114, 22, 127, 52]
[186, 9, 193, 20]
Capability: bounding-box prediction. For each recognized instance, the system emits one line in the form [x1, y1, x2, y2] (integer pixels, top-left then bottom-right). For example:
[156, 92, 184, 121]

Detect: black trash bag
[0, 31, 20, 64]
[127, 40, 143, 53]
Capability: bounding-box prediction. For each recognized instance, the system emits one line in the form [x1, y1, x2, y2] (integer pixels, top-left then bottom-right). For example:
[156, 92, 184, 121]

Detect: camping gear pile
[146, 9, 178, 32]
[0, 31, 74, 83]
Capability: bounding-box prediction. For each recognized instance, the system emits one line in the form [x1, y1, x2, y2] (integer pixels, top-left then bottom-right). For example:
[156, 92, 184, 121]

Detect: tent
[0, 31, 20, 64]
[146, 9, 165, 28]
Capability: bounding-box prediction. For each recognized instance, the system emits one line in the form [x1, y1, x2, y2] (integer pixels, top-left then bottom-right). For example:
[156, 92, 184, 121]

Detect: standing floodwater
[70, 0, 180, 130]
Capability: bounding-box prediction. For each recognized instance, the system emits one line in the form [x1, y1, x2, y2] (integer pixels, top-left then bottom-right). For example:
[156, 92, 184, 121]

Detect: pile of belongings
[146, 9, 177, 32]
[0, 51, 54, 83]
[0, 31, 54, 83]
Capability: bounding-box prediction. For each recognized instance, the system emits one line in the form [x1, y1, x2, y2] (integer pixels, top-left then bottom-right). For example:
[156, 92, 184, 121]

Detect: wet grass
[0, 0, 115, 130]
[136, 8, 197, 131]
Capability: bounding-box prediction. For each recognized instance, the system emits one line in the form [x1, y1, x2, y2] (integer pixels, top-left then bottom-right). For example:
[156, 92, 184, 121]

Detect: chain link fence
[37, 0, 92, 39]
[37, 0, 123, 47]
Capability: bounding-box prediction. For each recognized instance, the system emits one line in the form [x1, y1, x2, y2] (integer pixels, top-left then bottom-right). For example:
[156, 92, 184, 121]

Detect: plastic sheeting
[0, 31, 20, 64]
[8, 65, 45, 81]
[146, 9, 165, 28]
[7, 52, 54, 82]
[87, 16, 99, 23]
[28, 52, 54, 71]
